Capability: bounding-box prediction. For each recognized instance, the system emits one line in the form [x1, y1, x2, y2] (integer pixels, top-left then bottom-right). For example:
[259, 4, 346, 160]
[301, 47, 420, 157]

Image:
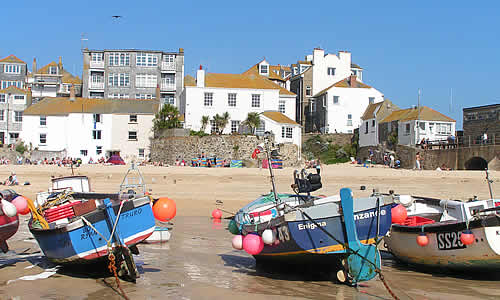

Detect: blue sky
[1, 0, 499, 129]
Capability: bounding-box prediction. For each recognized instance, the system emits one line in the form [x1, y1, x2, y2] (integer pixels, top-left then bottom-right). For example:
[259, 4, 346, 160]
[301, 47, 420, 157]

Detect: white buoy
[262, 229, 276, 245]
[232, 235, 243, 250]
[1, 200, 17, 217]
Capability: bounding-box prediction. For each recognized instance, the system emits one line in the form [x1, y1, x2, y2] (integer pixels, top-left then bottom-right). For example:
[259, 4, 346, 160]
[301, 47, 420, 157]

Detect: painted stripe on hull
[258, 238, 376, 256]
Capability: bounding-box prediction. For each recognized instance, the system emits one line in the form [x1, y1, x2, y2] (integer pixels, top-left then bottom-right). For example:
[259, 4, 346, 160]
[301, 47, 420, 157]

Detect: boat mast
[264, 133, 279, 203]
[486, 169, 494, 199]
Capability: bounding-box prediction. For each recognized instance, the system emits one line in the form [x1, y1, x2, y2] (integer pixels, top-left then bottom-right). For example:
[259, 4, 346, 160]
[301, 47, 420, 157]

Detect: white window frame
[91, 53, 103, 62]
[96, 146, 103, 155]
[210, 119, 218, 134]
[93, 113, 102, 123]
[4, 64, 21, 74]
[136, 53, 158, 67]
[204, 93, 213, 107]
[333, 96, 339, 104]
[327, 67, 336, 76]
[0, 95, 5, 103]
[14, 111, 22, 122]
[135, 94, 153, 99]
[91, 73, 103, 83]
[163, 54, 175, 62]
[40, 116, 47, 126]
[306, 86, 311, 96]
[347, 114, 352, 126]
[129, 115, 138, 123]
[260, 64, 268, 74]
[0, 110, 4, 121]
[1, 81, 23, 89]
[109, 53, 130, 66]
[49, 66, 58, 75]
[128, 131, 138, 141]
[369, 97, 375, 104]
[251, 94, 260, 108]
[108, 73, 130, 87]
[162, 95, 175, 105]
[279, 100, 286, 114]
[138, 148, 145, 158]
[39, 133, 47, 145]
[92, 130, 102, 140]
[404, 123, 411, 136]
[228, 93, 237, 107]
[80, 150, 88, 156]
[231, 120, 240, 133]
[136, 74, 157, 88]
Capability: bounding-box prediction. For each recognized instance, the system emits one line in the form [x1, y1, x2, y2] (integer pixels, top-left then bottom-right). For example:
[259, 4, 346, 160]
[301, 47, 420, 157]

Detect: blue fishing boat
[231, 133, 394, 285]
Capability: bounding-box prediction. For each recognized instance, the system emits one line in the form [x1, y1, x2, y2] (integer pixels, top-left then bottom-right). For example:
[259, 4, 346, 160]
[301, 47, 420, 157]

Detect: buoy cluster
[228, 219, 277, 255]
[152, 197, 176, 222]
[0, 196, 29, 217]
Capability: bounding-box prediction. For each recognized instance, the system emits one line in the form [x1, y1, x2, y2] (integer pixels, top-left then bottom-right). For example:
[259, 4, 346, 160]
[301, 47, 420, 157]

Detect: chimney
[69, 85, 75, 101]
[179, 48, 184, 54]
[312, 48, 324, 63]
[27, 87, 33, 106]
[58, 56, 63, 74]
[156, 84, 160, 102]
[349, 74, 357, 87]
[33, 58, 37, 74]
[196, 65, 205, 87]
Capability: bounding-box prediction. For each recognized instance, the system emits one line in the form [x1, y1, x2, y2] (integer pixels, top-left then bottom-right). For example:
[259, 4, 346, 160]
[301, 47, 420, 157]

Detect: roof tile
[262, 111, 299, 125]
[0, 55, 26, 64]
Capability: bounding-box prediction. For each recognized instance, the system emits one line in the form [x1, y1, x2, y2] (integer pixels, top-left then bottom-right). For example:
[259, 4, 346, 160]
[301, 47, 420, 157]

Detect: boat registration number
[436, 231, 466, 250]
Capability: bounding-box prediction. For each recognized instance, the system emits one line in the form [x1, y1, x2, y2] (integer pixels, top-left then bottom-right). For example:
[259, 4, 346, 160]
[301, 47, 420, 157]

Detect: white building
[181, 68, 301, 146]
[379, 106, 456, 146]
[359, 99, 399, 147]
[311, 75, 384, 133]
[0, 86, 32, 145]
[21, 93, 157, 163]
[242, 59, 292, 90]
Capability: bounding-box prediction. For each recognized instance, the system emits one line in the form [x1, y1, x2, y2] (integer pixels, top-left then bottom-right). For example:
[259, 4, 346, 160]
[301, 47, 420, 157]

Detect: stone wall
[150, 135, 300, 167]
[302, 133, 353, 145]
[30, 149, 67, 162]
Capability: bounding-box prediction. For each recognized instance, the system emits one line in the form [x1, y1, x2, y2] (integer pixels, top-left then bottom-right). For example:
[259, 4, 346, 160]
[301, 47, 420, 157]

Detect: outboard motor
[293, 169, 322, 193]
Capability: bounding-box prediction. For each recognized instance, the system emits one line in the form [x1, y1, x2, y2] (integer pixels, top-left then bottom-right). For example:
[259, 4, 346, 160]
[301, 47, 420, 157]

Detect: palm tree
[217, 112, 230, 134]
[245, 112, 261, 134]
[153, 104, 181, 131]
[201, 115, 209, 132]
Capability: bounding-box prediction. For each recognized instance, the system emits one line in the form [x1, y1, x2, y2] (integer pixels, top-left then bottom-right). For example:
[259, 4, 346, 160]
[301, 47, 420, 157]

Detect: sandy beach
[0, 164, 499, 299]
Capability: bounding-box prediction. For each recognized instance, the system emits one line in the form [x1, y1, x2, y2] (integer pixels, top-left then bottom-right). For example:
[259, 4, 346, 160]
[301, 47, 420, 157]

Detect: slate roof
[380, 106, 455, 123]
[361, 102, 383, 120]
[24, 97, 159, 116]
[261, 111, 299, 125]
[0, 86, 28, 94]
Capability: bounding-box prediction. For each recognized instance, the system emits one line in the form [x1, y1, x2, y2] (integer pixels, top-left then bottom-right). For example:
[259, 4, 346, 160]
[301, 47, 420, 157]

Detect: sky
[1, 0, 499, 129]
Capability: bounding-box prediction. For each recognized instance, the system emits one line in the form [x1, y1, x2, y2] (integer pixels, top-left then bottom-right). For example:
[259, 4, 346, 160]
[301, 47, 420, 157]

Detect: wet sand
[0, 164, 499, 299]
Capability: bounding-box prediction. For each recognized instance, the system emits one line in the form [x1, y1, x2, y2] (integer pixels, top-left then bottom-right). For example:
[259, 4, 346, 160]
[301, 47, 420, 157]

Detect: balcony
[161, 62, 176, 71]
[90, 61, 104, 69]
[161, 82, 175, 91]
[89, 82, 105, 90]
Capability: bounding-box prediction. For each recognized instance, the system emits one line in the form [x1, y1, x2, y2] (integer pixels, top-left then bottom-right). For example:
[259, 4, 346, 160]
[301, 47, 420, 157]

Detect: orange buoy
[460, 230, 474, 245]
[12, 196, 29, 215]
[152, 197, 177, 222]
[416, 232, 429, 246]
[212, 209, 222, 219]
[391, 204, 407, 224]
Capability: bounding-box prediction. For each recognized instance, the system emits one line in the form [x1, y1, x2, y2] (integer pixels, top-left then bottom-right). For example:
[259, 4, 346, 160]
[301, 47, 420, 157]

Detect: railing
[90, 61, 104, 69]
[34, 76, 59, 84]
[89, 82, 105, 89]
[161, 62, 176, 71]
[161, 82, 175, 91]
[418, 134, 499, 150]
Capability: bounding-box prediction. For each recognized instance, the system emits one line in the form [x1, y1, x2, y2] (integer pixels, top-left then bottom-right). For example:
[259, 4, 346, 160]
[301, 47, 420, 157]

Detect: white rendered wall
[311, 50, 352, 95]
[21, 115, 68, 152]
[359, 118, 378, 147]
[399, 120, 456, 146]
[326, 87, 384, 133]
[111, 114, 154, 161]
[263, 118, 301, 147]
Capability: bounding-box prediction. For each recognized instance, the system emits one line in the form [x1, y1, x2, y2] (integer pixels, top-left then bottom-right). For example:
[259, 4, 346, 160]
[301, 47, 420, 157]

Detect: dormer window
[49, 66, 57, 75]
[259, 64, 268, 75]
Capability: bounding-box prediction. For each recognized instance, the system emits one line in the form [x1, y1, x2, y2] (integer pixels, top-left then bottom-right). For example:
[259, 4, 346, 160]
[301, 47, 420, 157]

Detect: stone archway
[464, 156, 488, 170]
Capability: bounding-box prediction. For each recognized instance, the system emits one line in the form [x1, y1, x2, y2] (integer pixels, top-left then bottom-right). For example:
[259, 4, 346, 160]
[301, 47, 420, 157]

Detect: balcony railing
[161, 82, 175, 91]
[89, 82, 105, 89]
[90, 61, 104, 69]
[161, 62, 176, 71]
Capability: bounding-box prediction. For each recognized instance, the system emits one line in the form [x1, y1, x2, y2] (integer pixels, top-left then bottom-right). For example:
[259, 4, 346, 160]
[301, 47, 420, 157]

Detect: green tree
[244, 112, 261, 134]
[201, 115, 209, 132]
[217, 112, 230, 134]
[153, 104, 181, 130]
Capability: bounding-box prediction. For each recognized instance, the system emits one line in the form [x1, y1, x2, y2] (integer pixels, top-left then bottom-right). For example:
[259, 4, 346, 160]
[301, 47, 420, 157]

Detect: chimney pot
[349, 74, 357, 87]
[199, 65, 202, 70]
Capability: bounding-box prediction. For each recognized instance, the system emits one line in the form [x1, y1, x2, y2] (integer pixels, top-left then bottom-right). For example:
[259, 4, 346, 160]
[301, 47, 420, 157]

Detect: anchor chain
[107, 247, 130, 300]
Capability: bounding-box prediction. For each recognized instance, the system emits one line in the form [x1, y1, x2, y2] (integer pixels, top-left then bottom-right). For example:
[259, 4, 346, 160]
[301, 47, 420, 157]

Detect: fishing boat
[0, 190, 27, 253]
[384, 170, 500, 271]
[27, 164, 156, 281]
[230, 133, 395, 285]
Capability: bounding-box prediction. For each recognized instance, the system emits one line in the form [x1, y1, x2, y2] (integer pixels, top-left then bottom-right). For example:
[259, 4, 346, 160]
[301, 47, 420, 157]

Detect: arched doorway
[464, 156, 488, 170]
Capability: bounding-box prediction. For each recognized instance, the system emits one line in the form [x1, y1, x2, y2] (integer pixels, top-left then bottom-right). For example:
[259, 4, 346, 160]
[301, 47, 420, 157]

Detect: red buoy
[152, 197, 177, 222]
[212, 208, 222, 219]
[460, 230, 475, 245]
[391, 204, 407, 224]
[416, 232, 429, 246]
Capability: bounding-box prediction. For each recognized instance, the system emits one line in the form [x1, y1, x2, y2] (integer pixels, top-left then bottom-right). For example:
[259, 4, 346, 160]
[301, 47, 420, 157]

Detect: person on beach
[315, 159, 321, 175]
[415, 152, 422, 170]
[390, 154, 395, 168]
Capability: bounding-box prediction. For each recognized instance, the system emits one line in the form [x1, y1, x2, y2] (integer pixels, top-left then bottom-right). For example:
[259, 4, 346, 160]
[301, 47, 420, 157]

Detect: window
[109, 53, 130, 66]
[49, 66, 58, 75]
[40, 116, 47, 126]
[128, 131, 137, 140]
[231, 120, 240, 133]
[279, 100, 286, 114]
[1, 81, 23, 89]
[405, 123, 411, 135]
[138, 148, 145, 158]
[136, 53, 158, 67]
[436, 123, 452, 135]
[310, 100, 316, 112]
[108, 93, 129, 99]
[327, 67, 336, 75]
[228, 93, 237, 107]
[251, 94, 260, 108]
[96, 146, 102, 155]
[260, 64, 268, 74]
[0, 95, 5, 102]
[163, 54, 175, 62]
[204, 93, 213, 106]
[372, 120, 375, 127]
[108, 73, 130, 87]
[39, 134, 47, 144]
[14, 111, 22, 122]
[365, 122, 369, 134]
[281, 127, 293, 139]
[255, 121, 265, 136]
[300, 65, 309, 73]
[0, 110, 4, 121]
[129, 115, 137, 123]
[80, 150, 88, 156]
[136, 94, 153, 99]
[14, 95, 24, 101]
[347, 114, 352, 126]
[9, 133, 19, 141]
[92, 130, 102, 140]
[306, 86, 311, 96]
[162, 95, 175, 105]
[93, 114, 102, 123]
[91, 73, 103, 83]
[4, 64, 21, 74]
[91, 53, 103, 62]
[419, 121, 425, 131]
[429, 123, 434, 133]
[136, 74, 157, 88]
[210, 120, 218, 134]
[369, 97, 375, 104]
[333, 96, 339, 104]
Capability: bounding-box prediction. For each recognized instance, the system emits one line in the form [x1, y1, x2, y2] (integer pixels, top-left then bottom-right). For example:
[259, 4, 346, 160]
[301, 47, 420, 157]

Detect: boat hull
[385, 215, 500, 270]
[0, 215, 19, 252]
[30, 197, 155, 264]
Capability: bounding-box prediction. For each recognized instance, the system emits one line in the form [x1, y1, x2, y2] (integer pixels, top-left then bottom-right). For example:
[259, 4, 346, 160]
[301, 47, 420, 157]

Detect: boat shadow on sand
[380, 250, 500, 281]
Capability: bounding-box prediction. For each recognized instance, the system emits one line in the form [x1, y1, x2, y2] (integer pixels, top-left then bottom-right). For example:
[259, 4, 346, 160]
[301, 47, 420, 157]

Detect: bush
[303, 135, 357, 165]
[190, 130, 209, 137]
[15, 143, 26, 154]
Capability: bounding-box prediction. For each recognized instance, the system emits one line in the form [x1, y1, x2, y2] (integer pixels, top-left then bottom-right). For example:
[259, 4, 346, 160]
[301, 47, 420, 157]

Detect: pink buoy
[12, 196, 29, 215]
[391, 204, 407, 224]
[232, 235, 243, 250]
[460, 230, 475, 245]
[243, 233, 264, 255]
[212, 209, 222, 219]
[416, 232, 429, 247]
